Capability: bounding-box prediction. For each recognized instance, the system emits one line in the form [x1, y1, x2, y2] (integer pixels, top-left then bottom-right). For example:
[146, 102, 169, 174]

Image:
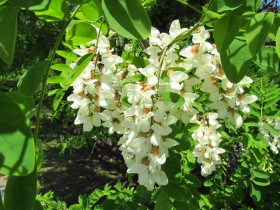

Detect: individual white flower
[236, 95, 258, 114]
[139, 65, 159, 86]
[168, 71, 188, 91]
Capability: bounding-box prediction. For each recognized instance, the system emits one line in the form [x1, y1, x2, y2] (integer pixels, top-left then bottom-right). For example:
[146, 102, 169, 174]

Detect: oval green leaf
[80, 1, 99, 21]
[101, 0, 151, 40]
[35, 0, 69, 21]
[4, 170, 37, 210]
[252, 169, 269, 179]
[252, 177, 270, 187]
[0, 93, 35, 175]
[246, 12, 274, 56]
[0, 6, 18, 65]
[66, 21, 97, 46]
[18, 59, 51, 96]
[4, 91, 35, 114]
[214, 15, 240, 52]
[220, 36, 252, 83]
[63, 53, 94, 88]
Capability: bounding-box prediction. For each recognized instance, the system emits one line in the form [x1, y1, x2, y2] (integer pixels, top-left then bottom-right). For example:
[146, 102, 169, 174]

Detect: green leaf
[162, 183, 188, 201]
[251, 148, 263, 165]
[56, 50, 78, 62]
[220, 36, 252, 83]
[0, 0, 7, 5]
[252, 169, 269, 179]
[202, 6, 223, 19]
[47, 76, 65, 84]
[203, 180, 213, 187]
[69, 204, 83, 210]
[80, 1, 99, 21]
[0, 6, 18, 65]
[129, 74, 144, 82]
[155, 190, 171, 210]
[67, 0, 89, 5]
[275, 24, 280, 56]
[35, 0, 69, 21]
[4, 170, 37, 210]
[62, 53, 93, 88]
[250, 183, 261, 202]
[161, 91, 185, 109]
[66, 21, 97, 46]
[4, 91, 35, 114]
[133, 56, 149, 68]
[93, 21, 108, 35]
[101, 0, 151, 40]
[121, 96, 132, 108]
[53, 89, 65, 110]
[162, 151, 182, 183]
[208, 0, 245, 13]
[214, 15, 240, 52]
[185, 174, 201, 188]
[262, 124, 279, 136]
[8, 0, 50, 11]
[0, 93, 35, 176]
[245, 0, 262, 11]
[246, 12, 274, 56]
[133, 185, 151, 204]
[252, 177, 270, 187]
[254, 47, 279, 71]
[18, 59, 50, 96]
[51, 63, 72, 72]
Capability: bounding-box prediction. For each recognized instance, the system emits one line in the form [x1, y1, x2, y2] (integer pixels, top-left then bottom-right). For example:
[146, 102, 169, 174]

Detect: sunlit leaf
[35, 0, 69, 21]
[62, 53, 93, 88]
[80, 1, 99, 21]
[208, 0, 245, 13]
[246, 12, 274, 56]
[214, 15, 240, 52]
[252, 177, 270, 187]
[252, 169, 269, 179]
[53, 89, 65, 110]
[101, 0, 151, 40]
[250, 183, 261, 202]
[220, 36, 252, 83]
[66, 21, 97, 46]
[254, 46, 279, 72]
[0, 93, 35, 176]
[161, 92, 185, 109]
[0, 6, 18, 65]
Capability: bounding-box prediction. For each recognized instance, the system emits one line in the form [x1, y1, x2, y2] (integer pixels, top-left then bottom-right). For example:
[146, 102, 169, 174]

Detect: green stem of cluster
[183, 1, 203, 15]
[94, 17, 104, 70]
[33, 6, 80, 144]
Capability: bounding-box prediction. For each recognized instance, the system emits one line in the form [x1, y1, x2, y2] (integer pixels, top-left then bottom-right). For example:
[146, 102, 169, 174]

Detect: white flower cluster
[67, 20, 257, 190]
[259, 118, 280, 154]
[191, 113, 225, 176]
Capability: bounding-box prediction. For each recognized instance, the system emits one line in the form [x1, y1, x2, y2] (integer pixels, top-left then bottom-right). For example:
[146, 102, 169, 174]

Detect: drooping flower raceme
[259, 118, 280, 154]
[67, 20, 258, 190]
